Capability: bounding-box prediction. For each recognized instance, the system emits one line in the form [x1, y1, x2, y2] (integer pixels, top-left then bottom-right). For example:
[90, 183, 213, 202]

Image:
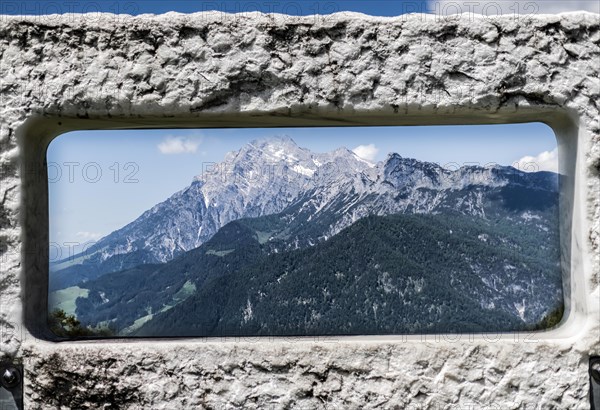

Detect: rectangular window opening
[46, 123, 564, 338]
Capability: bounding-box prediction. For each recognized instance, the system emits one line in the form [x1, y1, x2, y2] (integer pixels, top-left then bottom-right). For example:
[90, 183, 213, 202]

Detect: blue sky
[2, 1, 429, 16]
[2, 1, 598, 16]
[47, 123, 557, 250]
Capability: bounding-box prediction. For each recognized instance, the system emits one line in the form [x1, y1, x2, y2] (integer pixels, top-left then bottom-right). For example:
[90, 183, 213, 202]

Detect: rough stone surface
[0, 11, 598, 409]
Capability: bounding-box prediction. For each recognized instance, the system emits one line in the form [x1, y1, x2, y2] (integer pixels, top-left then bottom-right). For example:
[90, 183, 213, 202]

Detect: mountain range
[49, 136, 563, 336]
[50, 136, 558, 286]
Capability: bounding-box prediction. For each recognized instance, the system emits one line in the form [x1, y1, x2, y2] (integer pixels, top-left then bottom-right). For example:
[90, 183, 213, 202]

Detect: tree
[49, 309, 115, 338]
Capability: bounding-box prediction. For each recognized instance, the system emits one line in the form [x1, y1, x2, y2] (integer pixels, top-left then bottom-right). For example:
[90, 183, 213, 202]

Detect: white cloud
[76, 231, 102, 241]
[513, 148, 558, 173]
[157, 136, 201, 154]
[429, 1, 599, 15]
[352, 144, 379, 162]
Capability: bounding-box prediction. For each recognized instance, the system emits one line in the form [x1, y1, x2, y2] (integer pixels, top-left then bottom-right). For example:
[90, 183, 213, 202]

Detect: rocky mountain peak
[50, 136, 559, 291]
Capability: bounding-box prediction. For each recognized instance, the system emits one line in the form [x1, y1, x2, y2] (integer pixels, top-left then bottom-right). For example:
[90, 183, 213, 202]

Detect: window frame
[18, 107, 590, 343]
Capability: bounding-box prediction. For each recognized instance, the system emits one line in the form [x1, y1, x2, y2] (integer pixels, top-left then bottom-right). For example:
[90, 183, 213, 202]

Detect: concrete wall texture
[0, 11, 599, 409]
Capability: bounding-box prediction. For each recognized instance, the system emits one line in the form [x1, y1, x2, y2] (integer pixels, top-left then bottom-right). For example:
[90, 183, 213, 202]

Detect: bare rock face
[48, 135, 373, 290]
[49, 133, 551, 291]
[0, 11, 598, 409]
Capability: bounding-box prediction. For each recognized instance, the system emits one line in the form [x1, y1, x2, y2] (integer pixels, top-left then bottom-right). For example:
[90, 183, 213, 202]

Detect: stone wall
[0, 11, 598, 409]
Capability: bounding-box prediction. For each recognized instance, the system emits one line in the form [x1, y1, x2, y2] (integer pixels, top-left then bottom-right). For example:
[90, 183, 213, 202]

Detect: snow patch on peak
[292, 164, 315, 177]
